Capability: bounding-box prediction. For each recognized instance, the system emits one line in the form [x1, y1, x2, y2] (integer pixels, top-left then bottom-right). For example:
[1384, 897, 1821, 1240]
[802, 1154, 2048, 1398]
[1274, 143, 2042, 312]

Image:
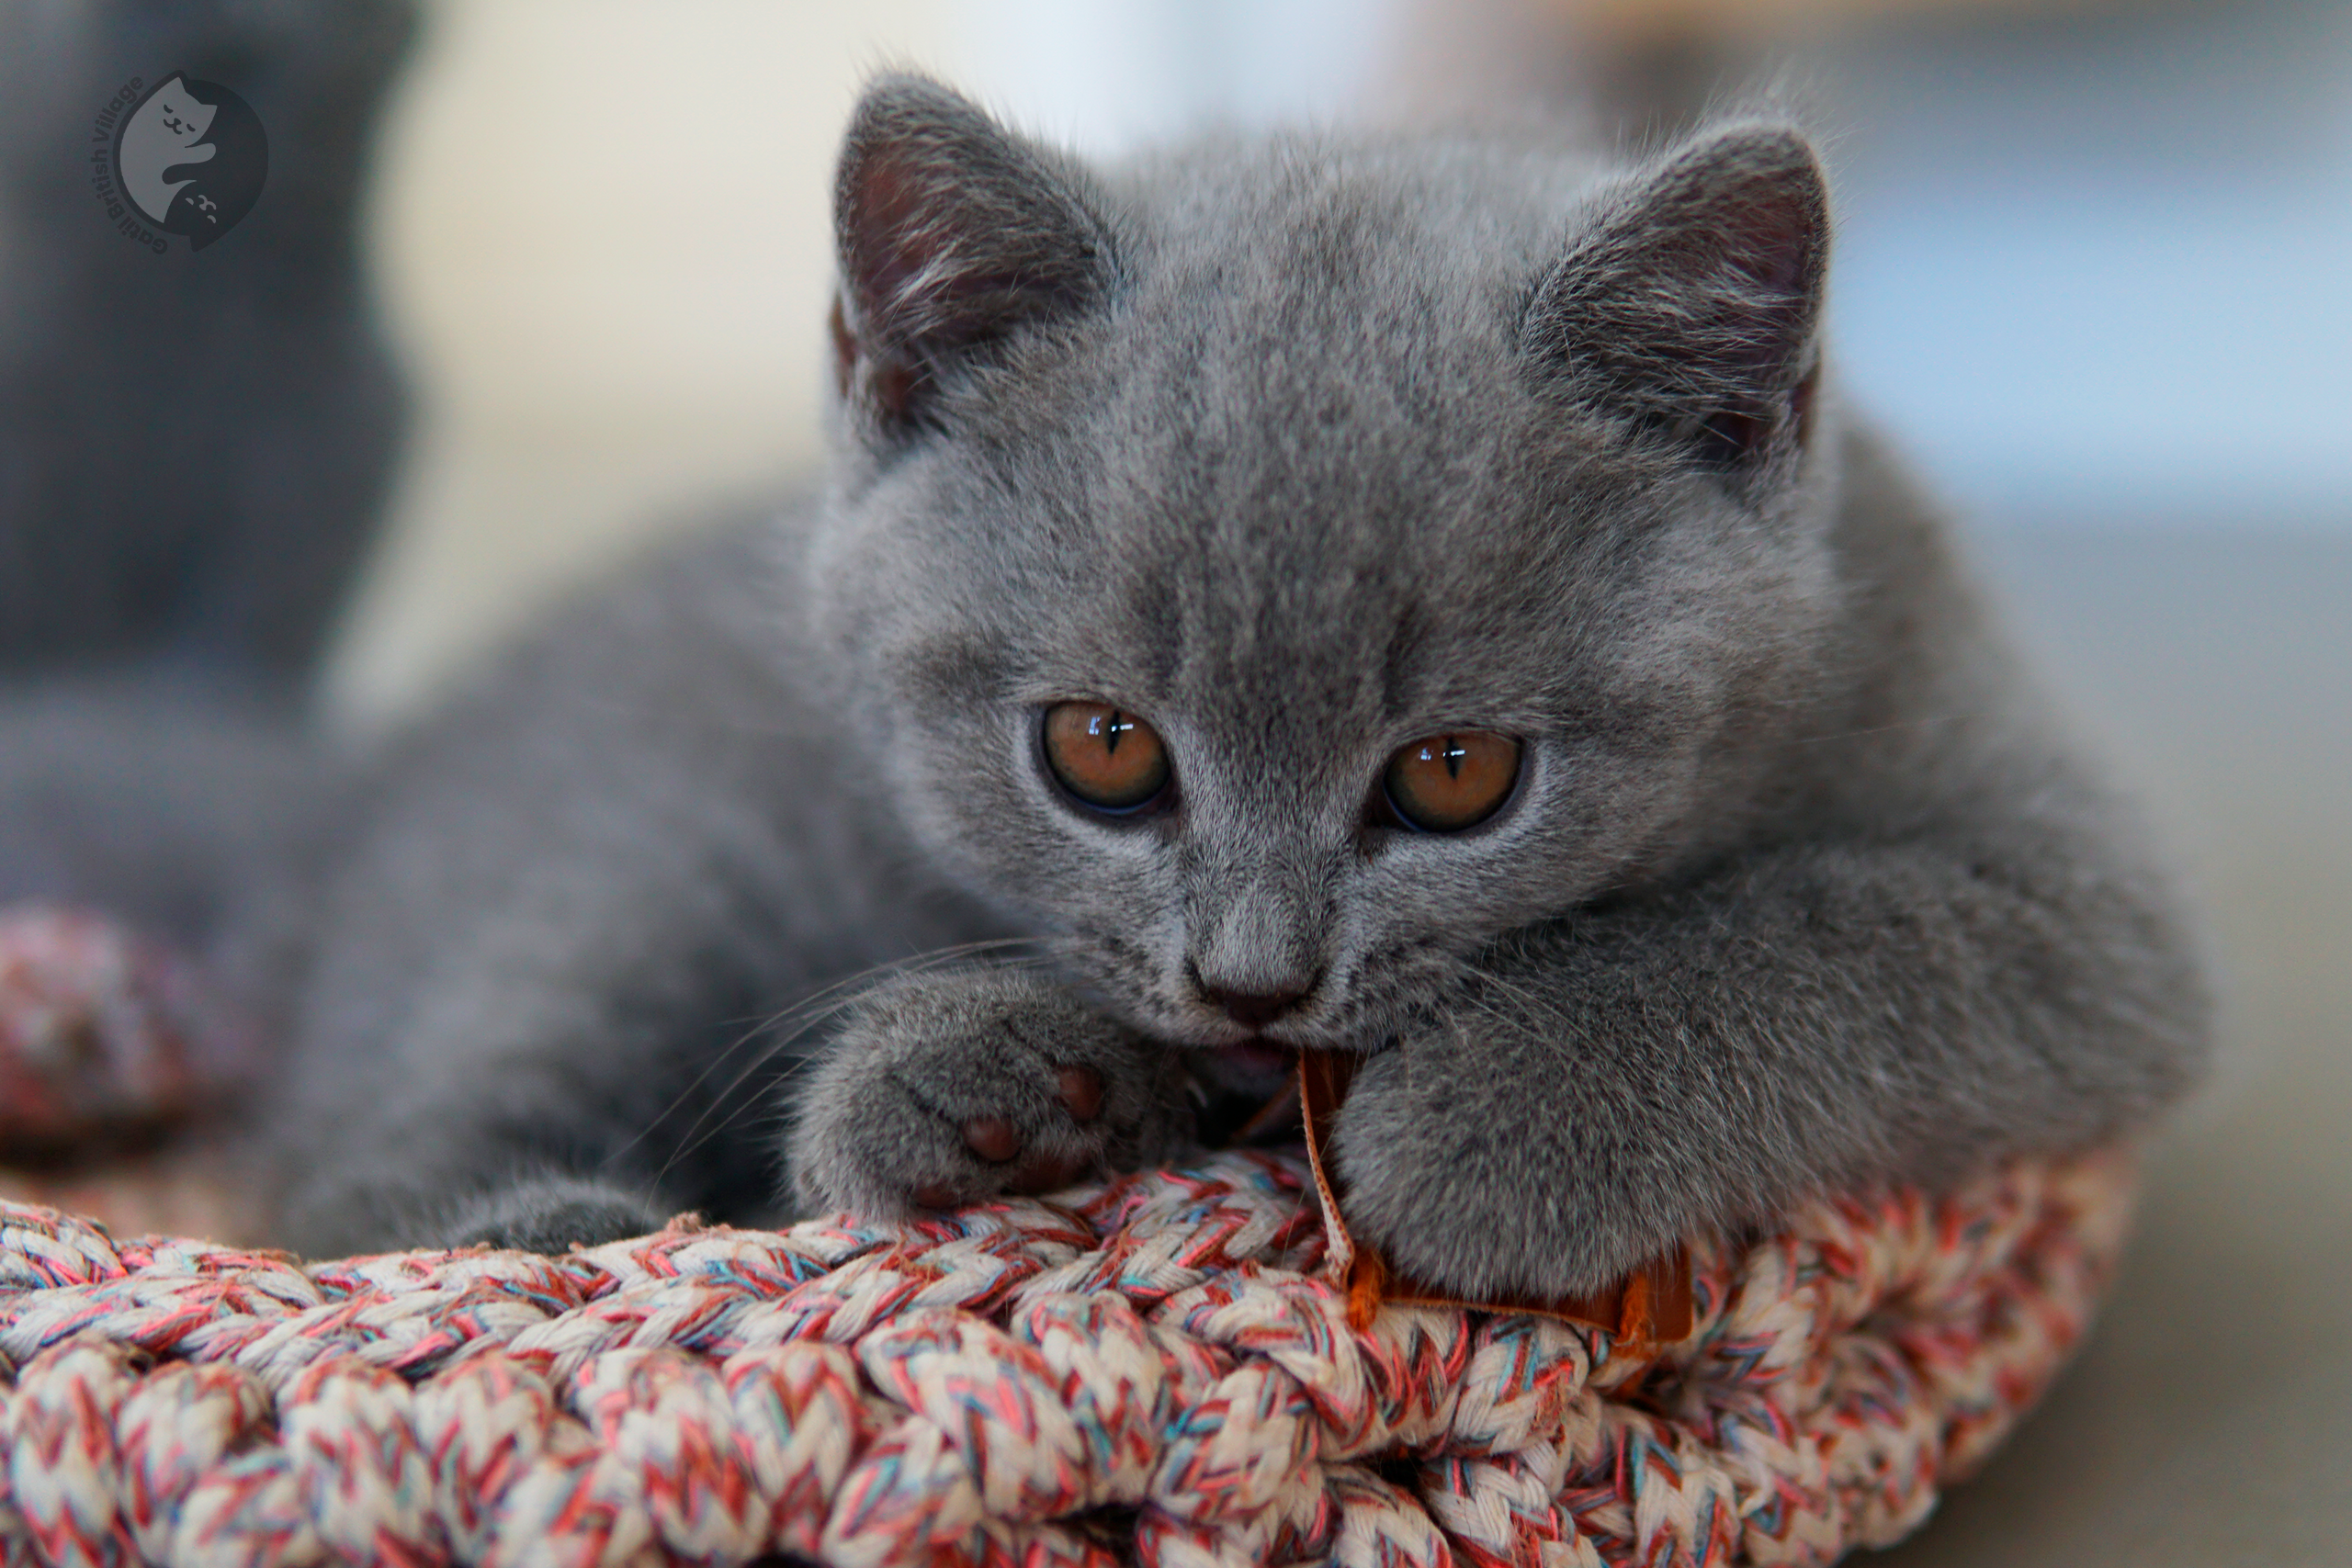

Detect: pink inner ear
[833, 141, 987, 426]
[828, 297, 855, 397]
[1790, 361, 1820, 448]
[1644, 147, 1826, 333]
[1631, 140, 1828, 461]
[1633, 126, 1828, 325]
[1526, 127, 1827, 446]
[1701, 168, 1826, 322]
[841, 147, 958, 351]
[831, 85, 1109, 432]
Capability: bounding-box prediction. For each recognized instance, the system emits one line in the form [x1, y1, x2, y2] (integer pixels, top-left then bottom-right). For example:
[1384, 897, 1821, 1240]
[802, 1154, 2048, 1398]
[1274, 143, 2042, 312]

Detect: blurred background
[7, 0, 2349, 1562]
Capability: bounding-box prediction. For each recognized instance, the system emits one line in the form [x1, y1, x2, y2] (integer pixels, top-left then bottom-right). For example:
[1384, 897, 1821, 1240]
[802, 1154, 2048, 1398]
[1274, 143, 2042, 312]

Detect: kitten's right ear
[831, 74, 1116, 434]
[1524, 121, 1829, 474]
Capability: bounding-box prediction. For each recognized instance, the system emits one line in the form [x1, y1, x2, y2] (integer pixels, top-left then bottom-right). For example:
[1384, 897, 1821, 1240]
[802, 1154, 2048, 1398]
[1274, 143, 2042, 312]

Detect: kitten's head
[808, 75, 1840, 1054]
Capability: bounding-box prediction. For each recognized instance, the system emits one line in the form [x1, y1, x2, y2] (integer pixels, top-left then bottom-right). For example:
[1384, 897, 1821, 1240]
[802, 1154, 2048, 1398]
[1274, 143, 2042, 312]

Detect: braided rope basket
[0, 906, 2139, 1567]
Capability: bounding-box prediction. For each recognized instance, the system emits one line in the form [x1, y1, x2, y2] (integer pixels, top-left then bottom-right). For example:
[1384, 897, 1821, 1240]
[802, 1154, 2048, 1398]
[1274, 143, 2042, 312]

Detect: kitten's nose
[1197, 982, 1313, 1029]
[1188, 883, 1322, 1028]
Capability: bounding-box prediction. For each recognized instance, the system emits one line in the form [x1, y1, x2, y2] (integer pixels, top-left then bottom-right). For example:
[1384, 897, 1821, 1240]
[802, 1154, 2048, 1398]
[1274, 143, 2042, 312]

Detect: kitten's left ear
[831, 74, 1117, 434]
[1524, 121, 1829, 472]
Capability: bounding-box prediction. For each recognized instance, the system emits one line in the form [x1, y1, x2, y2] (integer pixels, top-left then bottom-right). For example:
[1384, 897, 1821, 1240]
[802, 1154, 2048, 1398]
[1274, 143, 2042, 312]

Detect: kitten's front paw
[1330, 1040, 1676, 1301]
[788, 968, 1190, 1217]
[443, 1177, 667, 1253]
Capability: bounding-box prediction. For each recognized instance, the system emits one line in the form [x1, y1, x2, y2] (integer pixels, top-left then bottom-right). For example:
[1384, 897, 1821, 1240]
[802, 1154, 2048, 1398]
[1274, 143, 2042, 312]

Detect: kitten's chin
[1192, 1039, 1296, 1105]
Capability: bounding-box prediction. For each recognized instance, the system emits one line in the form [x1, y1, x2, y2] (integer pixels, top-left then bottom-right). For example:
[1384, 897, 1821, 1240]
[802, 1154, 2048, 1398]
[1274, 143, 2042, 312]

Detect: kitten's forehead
[1118, 133, 1602, 273]
[1106, 138, 1580, 398]
[1025, 139, 1630, 737]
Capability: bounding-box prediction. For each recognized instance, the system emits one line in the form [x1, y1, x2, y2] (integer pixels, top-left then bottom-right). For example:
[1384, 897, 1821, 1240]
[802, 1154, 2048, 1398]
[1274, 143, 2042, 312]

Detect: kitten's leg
[273, 832, 826, 1258]
[788, 967, 1194, 1216]
[276, 1045, 702, 1257]
[1330, 832, 2208, 1301]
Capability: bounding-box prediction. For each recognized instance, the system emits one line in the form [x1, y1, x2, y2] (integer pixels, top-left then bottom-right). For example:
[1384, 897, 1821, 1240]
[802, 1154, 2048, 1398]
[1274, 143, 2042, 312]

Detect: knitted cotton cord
[0, 1141, 2133, 1567]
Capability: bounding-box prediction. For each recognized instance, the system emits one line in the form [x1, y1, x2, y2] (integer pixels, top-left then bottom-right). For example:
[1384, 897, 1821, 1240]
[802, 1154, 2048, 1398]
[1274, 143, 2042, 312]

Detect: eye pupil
[1044, 702, 1170, 815]
[1383, 730, 1521, 833]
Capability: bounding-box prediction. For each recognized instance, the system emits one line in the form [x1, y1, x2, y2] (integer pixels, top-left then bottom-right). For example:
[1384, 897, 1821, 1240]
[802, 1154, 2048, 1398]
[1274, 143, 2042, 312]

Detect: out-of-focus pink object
[0, 904, 251, 1151]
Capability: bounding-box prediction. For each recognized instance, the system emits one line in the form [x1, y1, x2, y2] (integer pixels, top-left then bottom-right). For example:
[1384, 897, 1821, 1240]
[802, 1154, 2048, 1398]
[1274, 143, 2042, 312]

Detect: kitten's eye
[1042, 702, 1171, 814]
[1383, 731, 1521, 832]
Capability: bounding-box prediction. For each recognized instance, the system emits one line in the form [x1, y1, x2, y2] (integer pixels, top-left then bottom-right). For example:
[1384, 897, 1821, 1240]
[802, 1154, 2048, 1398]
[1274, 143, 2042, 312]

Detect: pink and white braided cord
[0, 1143, 2134, 1567]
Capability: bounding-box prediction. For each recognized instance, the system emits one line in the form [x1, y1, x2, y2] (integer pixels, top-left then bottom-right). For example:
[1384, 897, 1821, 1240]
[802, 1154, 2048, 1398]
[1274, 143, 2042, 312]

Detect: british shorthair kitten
[266, 75, 2208, 1298]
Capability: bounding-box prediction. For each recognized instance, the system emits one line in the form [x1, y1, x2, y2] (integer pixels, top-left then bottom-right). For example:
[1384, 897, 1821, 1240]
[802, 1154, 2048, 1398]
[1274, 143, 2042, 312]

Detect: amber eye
[1042, 702, 1172, 813]
[1382, 731, 1521, 832]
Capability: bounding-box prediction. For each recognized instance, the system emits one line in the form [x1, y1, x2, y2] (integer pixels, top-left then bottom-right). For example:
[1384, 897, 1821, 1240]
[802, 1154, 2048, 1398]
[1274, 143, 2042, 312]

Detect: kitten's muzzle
[1189, 967, 1321, 1031]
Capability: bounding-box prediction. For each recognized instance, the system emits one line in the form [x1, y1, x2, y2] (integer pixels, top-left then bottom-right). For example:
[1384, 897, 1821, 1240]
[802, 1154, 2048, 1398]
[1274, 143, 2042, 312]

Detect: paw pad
[924, 1063, 1113, 1209]
[962, 1116, 1022, 1164]
[1056, 1065, 1104, 1122]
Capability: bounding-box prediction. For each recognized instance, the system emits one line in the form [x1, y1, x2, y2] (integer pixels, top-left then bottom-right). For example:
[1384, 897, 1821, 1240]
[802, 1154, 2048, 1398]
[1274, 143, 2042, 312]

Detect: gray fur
[267, 76, 2209, 1294]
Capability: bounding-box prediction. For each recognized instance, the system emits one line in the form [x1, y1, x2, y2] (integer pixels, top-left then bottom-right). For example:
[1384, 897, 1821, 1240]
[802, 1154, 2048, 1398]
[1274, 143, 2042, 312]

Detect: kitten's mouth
[1216, 1038, 1293, 1078]
[1193, 1037, 1295, 1106]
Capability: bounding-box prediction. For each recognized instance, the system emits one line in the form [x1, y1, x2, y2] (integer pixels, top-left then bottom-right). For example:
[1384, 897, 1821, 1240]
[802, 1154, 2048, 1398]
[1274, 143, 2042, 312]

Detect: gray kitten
[267, 75, 2209, 1298]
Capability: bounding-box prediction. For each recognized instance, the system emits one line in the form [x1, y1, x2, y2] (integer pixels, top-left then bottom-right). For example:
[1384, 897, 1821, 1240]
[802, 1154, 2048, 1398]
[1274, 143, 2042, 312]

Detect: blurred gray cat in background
[0, 0, 413, 959]
[267, 74, 2209, 1297]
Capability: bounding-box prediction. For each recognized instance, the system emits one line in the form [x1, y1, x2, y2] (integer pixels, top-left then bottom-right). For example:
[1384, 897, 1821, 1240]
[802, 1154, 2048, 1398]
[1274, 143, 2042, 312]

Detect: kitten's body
[269, 82, 2208, 1294]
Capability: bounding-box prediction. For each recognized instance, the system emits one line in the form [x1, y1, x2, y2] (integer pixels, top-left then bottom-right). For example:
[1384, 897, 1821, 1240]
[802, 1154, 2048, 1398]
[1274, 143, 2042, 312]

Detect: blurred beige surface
[327, 0, 967, 728]
[307, 6, 2348, 1563]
